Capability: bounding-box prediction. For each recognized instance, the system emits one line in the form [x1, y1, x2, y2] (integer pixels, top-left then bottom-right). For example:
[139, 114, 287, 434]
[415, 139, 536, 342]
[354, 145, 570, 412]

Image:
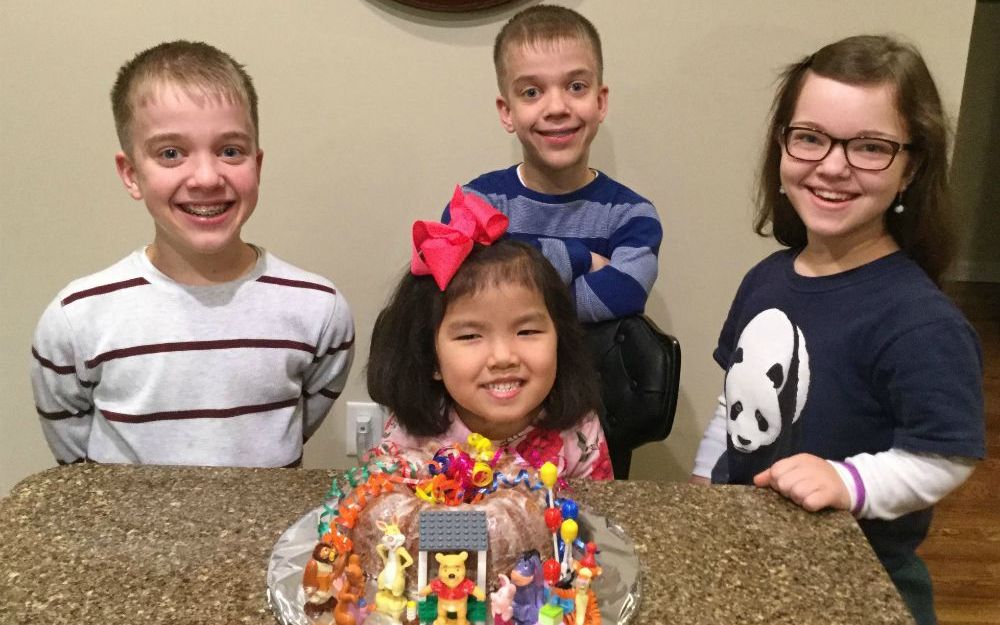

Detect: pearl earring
[893, 192, 905, 214]
[778, 186, 786, 195]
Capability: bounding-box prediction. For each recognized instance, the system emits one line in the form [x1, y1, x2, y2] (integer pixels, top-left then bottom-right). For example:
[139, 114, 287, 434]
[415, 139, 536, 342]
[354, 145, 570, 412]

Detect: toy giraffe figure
[375, 518, 414, 621]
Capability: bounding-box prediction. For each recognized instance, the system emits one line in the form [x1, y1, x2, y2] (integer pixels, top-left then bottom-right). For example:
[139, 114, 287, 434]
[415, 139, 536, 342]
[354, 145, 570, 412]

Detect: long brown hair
[755, 35, 954, 284]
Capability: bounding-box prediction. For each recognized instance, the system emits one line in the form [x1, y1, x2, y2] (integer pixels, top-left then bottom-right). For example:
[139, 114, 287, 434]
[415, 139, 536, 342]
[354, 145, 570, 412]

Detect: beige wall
[0, 0, 977, 494]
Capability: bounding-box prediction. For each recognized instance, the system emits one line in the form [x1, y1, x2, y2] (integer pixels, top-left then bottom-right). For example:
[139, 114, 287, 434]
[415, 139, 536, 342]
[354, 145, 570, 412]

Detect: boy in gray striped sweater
[30, 41, 353, 467]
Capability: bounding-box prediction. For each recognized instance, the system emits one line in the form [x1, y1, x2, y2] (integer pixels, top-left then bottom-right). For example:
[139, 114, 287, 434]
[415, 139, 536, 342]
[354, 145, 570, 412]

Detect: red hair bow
[411, 186, 509, 290]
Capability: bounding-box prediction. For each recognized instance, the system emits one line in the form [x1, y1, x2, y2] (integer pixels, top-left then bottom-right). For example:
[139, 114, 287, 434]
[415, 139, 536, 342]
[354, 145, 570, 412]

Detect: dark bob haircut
[367, 239, 599, 437]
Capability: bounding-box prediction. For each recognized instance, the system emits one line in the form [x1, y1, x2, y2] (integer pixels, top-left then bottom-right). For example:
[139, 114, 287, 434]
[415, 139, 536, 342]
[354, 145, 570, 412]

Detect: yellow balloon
[540, 462, 558, 488]
[560, 518, 579, 543]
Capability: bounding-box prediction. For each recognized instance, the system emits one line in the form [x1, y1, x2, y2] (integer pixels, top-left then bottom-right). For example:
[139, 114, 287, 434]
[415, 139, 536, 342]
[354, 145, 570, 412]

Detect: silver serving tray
[267, 503, 640, 625]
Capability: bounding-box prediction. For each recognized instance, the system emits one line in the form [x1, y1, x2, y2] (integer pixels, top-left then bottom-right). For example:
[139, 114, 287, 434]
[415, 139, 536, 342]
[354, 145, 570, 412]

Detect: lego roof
[418, 509, 488, 552]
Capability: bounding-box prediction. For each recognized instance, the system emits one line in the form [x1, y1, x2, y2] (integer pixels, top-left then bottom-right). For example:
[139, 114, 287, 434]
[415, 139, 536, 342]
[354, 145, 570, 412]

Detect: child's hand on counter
[753, 453, 850, 512]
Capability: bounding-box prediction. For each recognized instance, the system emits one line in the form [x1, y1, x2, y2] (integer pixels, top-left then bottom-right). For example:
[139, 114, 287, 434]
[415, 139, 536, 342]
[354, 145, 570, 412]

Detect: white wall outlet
[346, 401, 386, 456]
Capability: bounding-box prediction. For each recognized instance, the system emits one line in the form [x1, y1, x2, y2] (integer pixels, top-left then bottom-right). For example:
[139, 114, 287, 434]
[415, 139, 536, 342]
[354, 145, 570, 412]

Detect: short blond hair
[111, 40, 258, 153]
[493, 5, 603, 91]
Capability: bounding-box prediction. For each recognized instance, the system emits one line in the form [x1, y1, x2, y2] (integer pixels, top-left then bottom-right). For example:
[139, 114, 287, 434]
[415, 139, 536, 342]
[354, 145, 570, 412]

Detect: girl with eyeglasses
[691, 35, 984, 625]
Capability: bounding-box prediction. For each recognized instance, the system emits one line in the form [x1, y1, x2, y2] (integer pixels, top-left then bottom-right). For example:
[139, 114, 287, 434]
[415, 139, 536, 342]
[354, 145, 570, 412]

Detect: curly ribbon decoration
[466, 433, 495, 462]
[317, 461, 411, 540]
[470, 462, 493, 488]
[368, 441, 420, 479]
[415, 473, 468, 506]
[335, 471, 396, 529]
[315, 435, 564, 544]
[318, 503, 336, 537]
[411, 186, 509, 290]
[428, 445, 473, 482]
[320, 530, 354, 555]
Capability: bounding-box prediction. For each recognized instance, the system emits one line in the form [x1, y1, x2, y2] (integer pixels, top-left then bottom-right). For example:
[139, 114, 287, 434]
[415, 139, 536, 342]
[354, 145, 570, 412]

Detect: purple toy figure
[510, 550, 544, 625]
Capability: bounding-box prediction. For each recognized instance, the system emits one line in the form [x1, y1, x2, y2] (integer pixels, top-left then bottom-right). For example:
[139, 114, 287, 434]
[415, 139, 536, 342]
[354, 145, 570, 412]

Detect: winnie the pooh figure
[419, 551, 485, 625]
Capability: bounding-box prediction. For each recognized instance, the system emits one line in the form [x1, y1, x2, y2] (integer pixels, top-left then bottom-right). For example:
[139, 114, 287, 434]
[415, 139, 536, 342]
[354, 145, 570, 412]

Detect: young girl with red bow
[367, 187, 614, 480]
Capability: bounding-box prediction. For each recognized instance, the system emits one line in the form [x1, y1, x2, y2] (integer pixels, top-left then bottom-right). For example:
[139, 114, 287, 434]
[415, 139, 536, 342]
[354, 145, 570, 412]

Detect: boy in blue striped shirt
[445, 5, 662, 322]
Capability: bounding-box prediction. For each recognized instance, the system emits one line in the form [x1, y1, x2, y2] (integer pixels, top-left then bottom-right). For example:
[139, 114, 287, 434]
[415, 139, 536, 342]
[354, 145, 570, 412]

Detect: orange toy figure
[419, 551, 485, 625]
[571, 544, 602, 625]
[333, 554, 365, 625]
[572, 567, 595, 625]
[303, 542, 347, 621]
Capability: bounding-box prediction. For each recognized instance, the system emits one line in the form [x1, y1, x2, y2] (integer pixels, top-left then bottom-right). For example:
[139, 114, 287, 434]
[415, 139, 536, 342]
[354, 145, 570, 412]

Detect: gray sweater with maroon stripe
[31, 247, 354, 467]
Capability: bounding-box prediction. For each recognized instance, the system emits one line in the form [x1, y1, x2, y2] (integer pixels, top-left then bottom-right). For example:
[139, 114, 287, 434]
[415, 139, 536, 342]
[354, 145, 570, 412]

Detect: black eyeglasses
[781, 126, 914, 171]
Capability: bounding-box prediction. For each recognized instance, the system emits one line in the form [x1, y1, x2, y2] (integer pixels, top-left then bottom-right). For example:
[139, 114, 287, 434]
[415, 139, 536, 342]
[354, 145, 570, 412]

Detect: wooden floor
[917, 282, 1000, 625]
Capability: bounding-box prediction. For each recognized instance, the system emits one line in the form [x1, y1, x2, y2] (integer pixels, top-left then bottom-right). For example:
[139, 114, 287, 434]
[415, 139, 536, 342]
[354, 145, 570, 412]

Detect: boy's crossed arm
[443, 193, 661, 323]
[589, 252, 610, 271]
[566, 207, 661, 322]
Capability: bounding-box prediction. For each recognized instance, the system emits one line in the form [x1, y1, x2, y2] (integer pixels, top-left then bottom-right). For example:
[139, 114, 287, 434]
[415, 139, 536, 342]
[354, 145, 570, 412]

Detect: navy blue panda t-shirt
[712, 249, 984, 563]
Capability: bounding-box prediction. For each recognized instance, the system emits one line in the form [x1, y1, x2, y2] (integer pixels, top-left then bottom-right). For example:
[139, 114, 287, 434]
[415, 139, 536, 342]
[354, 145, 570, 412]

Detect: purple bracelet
[841, 461, 866, 516]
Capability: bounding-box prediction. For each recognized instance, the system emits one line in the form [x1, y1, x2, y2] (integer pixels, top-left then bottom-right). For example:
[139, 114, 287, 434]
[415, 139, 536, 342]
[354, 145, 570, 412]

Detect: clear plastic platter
[266, 504, 641, 624]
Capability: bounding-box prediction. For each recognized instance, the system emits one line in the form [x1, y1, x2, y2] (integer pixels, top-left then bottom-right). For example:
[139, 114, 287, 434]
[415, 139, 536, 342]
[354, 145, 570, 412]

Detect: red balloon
[544, 507, 562, 532]
[542, 558, 561, 585]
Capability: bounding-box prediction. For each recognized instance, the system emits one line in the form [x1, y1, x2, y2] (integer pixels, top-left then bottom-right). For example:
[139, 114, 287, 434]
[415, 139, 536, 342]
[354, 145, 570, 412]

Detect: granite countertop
[0, 465, 913, 625]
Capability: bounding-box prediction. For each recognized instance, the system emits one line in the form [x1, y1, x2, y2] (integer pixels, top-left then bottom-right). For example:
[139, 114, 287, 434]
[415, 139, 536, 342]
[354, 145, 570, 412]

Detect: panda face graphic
[726, 348, 785, 452]
[725, 309, 810, 454]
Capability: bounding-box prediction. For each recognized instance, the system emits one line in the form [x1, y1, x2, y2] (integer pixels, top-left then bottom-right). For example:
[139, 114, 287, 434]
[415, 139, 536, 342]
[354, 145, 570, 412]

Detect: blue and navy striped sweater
[444, 165, 662, 322]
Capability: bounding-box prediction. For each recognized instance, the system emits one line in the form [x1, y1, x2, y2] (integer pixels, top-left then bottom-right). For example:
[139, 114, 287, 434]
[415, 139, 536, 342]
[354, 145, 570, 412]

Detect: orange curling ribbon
[335, 504, 361, 529]
[367, 471, 395, 495]
[415, 476, 440, 503]
[441, 480, 468, 506]
[436, 477, 459, 505]
[413, 473, 470, 506]
[335, 472, 399, 528]
[321, 531, 354, 555]
[323, 471, 409, 554]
